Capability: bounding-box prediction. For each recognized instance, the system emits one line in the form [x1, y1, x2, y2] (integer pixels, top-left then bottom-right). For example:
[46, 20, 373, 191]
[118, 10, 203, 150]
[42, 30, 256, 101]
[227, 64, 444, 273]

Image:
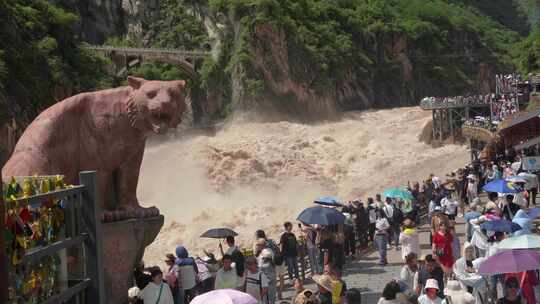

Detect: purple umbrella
[191, 289, 257, 304]
[478, 249, 540, 275]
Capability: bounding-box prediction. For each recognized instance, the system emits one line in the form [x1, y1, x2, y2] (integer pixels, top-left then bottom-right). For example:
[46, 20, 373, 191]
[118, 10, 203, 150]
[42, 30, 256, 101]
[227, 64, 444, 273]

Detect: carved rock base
[102, 215, 164, 304]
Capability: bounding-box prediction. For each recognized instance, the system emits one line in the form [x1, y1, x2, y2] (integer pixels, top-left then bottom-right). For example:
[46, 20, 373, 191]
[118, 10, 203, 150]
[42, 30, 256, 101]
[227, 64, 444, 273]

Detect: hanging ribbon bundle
[3, 175, 71, 303]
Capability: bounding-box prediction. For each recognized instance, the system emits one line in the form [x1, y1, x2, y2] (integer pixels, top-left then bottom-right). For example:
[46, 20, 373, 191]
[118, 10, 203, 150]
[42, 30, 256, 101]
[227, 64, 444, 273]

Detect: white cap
[128, 286, 140, 298]
[425, 279, 439, 290]
[261, 248, 273, 259]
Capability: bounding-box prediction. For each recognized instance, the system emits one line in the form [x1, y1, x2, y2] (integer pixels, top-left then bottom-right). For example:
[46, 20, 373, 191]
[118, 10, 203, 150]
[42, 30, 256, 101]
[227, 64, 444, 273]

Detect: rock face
[53, 0, 125, 44]
[55, 0, 159, 44]
[102, 216, 164, 304]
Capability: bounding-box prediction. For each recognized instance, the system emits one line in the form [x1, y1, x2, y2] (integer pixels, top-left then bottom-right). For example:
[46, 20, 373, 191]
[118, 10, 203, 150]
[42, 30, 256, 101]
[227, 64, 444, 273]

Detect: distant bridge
[83, 45, 211, 79]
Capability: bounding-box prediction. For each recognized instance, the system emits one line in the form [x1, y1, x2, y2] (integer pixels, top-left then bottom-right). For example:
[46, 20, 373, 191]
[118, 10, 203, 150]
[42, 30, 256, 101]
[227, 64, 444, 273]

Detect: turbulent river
[137, 106, 468, 266]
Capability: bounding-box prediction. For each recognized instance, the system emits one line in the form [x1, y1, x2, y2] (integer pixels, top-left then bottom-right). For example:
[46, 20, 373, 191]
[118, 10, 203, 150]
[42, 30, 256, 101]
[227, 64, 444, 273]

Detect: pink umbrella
[478, 249, 540, 275]
[191, 289, 257, 304]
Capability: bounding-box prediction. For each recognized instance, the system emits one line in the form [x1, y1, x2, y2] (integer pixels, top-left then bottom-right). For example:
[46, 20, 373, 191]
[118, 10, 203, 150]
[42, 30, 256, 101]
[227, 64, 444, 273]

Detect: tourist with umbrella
[478, 249, 540, 303]
[497, 277, 526, 304]
[201, 228, 244, 277]
[297, 206, 346, 269]
[214, 255, 242, 290]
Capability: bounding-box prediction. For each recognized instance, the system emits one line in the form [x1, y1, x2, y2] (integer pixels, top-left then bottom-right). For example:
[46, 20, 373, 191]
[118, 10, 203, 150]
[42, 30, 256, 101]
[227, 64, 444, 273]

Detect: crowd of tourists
[463, 116, 497, 132]
[420, 95, 491, 108]
[490, 94, 520, 123]
[124, 153, 540, 304]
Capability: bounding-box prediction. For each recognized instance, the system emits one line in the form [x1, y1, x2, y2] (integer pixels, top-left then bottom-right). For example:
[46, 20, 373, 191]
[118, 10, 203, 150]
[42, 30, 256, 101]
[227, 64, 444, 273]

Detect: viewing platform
[420, 98, 490, 110]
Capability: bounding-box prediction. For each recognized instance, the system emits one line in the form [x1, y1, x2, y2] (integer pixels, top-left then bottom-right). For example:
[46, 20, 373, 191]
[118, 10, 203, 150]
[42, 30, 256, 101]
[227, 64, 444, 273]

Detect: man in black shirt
[502, 194, 521, 221]
[133, 260, 152, 290]
[280, 221, 299, 281]
[415, 255, 445, 298]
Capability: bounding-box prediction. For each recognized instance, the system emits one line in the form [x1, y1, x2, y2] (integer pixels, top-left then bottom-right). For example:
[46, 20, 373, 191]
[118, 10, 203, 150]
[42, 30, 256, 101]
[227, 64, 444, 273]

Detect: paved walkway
[283, 217, 466, 302]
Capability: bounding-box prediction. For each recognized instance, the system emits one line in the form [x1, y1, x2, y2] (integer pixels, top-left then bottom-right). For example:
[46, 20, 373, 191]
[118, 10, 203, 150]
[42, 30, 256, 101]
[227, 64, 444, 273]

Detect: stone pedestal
[102, 215, 164, 304]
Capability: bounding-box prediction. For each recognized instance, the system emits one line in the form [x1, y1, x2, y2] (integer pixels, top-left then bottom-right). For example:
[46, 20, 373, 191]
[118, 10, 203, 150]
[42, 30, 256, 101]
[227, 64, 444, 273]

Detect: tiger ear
[127, 76, 146, 89]
[174, 80, 186, 88]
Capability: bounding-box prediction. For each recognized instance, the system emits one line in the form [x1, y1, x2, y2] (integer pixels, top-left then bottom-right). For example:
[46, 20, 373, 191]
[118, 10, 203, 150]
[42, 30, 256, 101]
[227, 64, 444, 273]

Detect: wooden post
[439, 109, 444, 141]
[0, 184, 8, 303]
[79, 171, 105, 304]
[449, 109, 454, 139]
[432, 110, 436, 142]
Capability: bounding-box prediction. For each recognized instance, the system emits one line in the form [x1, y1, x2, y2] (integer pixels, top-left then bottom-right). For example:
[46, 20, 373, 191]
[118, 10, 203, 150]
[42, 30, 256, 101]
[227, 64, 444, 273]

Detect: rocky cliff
[43, 0, 525, 121]
[200, 0, 518, 120]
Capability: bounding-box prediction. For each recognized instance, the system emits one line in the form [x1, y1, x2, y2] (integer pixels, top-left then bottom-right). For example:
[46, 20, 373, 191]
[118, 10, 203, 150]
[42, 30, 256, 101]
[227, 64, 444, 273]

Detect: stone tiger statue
[2, 76, 187, 221]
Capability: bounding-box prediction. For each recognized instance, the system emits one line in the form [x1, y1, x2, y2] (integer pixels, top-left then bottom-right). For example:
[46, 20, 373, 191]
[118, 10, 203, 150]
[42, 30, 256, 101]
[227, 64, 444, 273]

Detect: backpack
[266, 239, 283, 266]
[231, 249, 245, 277]
[392, 207, 404, 226]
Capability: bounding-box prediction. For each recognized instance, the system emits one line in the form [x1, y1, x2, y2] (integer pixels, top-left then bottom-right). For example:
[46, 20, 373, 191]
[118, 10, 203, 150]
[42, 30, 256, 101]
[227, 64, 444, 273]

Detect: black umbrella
[200, 228, 238, 239]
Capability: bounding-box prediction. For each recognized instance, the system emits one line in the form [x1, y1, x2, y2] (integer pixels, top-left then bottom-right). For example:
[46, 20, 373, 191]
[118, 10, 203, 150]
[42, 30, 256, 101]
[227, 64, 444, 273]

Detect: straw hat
[260, 248, 273, 259]
[425, 279, 439, 290]
[294, 289, 321, 304]
[128, 286, 140, 298]
[403, 219, 415, 228]
[313, 274, 333, 292]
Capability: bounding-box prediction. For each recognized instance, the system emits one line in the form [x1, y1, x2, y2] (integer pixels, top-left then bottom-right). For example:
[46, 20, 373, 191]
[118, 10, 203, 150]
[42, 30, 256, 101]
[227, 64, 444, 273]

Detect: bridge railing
[83, 45, 210, 58]
[420, 95, 492, 110]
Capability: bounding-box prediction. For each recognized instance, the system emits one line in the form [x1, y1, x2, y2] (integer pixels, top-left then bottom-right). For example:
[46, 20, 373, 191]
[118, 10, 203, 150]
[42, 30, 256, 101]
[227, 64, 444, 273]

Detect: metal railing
[83, 45, 210, 58]
[4, 171, 104, 304]
[420, 96, 492, 110]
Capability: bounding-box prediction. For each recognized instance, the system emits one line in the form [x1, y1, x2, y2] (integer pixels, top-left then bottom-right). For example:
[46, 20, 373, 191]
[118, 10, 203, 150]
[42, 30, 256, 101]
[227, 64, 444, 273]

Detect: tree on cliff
[0, 0, 111, 126]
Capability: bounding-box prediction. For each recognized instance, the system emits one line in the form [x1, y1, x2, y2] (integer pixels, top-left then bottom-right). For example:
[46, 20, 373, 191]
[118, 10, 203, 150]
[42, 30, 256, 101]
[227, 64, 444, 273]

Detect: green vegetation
[206, 0, 521, 107]
[517, 30, 540, 74]
[2, 0, 540, 125]
[0, 0, 112, 124]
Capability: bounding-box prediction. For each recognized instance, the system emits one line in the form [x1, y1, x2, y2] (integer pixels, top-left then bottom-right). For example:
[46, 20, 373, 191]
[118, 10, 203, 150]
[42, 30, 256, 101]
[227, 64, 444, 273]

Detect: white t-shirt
[368, 207, 377, 224]
[400, 265, 416, 290]
[442, 198, 458, 215]
[383, 204, 394, 219]
[140, 282, 174, 304]
[519, 172, 539, 189]
[245, 270, 269, 302]
[215, 268, 241, 289]
[418, 294, 443, 304]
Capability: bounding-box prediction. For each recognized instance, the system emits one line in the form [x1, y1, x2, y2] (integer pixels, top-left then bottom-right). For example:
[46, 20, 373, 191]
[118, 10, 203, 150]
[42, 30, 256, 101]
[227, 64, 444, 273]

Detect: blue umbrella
[527, 207, 540, 219]
[512, 210, 533, 236]
[480, 219, 522, 233]
[297, 206, 346, 225]
[314, 196, 343, 207]
[482, 179, 523, 193]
